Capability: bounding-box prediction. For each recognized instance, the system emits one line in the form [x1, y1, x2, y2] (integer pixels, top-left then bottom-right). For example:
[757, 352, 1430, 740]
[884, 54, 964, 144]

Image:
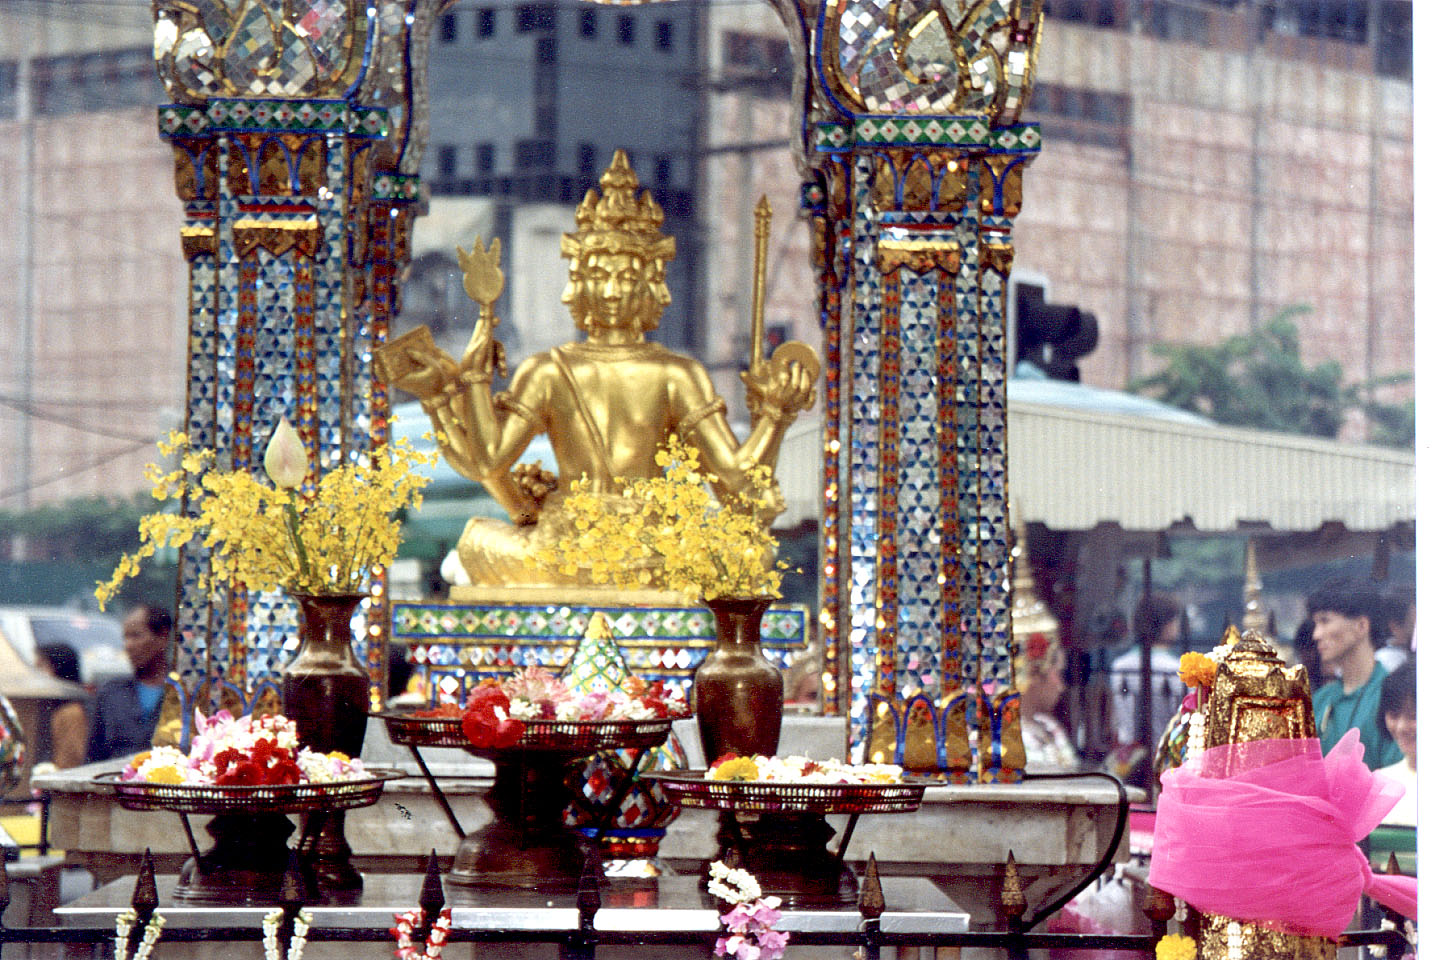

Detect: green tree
[1128, 307, 1413, 447]
[0, 494, 177, 609]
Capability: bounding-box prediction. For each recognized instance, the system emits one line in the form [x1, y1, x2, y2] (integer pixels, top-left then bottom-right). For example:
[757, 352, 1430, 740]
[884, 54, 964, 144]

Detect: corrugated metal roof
[398, 387, 1415, 535]
[1007, 400, 1414, 532]
[774, 403, 1413, 533]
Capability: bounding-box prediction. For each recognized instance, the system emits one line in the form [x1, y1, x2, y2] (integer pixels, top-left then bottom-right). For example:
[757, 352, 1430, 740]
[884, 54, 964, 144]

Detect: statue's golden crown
[563, 149, 676, 261]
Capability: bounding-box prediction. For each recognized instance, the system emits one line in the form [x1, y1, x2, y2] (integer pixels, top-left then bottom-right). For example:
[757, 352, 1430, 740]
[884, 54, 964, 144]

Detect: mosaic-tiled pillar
[150, 1, 437, 731]
[797, 0, 1043, 779]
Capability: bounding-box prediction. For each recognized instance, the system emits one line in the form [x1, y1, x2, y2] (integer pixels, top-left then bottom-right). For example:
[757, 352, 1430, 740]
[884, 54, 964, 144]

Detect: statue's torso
[513, 340, 708, 491]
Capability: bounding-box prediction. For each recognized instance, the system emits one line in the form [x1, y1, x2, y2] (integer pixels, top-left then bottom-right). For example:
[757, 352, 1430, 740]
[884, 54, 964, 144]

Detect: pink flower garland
[390, 907, 452, 960]
[709, 861, 789, 960]
[716, 899, 790, 960]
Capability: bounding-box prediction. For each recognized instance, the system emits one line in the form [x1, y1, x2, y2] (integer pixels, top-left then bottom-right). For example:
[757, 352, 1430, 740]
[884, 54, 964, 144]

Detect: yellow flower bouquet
[96, 420, 435, 606]
[533, 436, 786, 602]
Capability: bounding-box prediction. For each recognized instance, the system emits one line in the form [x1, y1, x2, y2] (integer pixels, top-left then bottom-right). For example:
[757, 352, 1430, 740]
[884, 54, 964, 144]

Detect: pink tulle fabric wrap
[1150, 729, 1417, 938]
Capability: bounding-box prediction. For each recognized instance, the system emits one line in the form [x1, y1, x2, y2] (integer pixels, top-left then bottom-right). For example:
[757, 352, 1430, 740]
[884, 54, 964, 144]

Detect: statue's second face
[564, 249, 668, 336]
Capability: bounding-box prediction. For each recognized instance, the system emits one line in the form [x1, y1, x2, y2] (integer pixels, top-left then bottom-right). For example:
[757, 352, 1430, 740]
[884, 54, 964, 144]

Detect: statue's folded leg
[457, 517, 551, 587]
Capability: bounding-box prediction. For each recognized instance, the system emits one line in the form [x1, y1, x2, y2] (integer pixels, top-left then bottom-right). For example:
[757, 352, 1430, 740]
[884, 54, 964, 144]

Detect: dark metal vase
[282, 591, 369, 895]
[693, 596, 781, 764]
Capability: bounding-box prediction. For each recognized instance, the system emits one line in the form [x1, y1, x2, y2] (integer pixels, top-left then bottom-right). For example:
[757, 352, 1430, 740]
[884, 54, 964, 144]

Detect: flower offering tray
[377, 711, 673, 756]
[645, 771, 928, 815]
[377, 711, 675, 889]
[95, 770, 403, 815]
[94, 771, 404, 906]
[646, 772, 932, 907]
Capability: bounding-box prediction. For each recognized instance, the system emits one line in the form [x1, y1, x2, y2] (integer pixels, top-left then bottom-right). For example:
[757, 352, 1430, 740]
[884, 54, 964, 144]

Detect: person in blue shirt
[1307, 579, 1402, 771]
[86, 605, 172, 763]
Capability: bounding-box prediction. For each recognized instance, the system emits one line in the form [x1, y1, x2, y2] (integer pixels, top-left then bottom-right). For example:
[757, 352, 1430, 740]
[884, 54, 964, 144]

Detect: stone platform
[35, 714, 1133, 930]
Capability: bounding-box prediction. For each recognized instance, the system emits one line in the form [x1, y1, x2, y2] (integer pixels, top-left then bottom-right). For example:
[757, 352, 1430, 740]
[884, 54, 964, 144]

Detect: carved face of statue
[563, 249, 667, 337]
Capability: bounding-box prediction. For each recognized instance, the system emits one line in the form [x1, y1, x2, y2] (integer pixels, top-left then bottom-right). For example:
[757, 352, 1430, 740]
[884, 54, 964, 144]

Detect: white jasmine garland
[1184, 708, 1207, 768]
[708, 860, 763, 904]
[112, 909, 165, 960]
[263, 908, 313, 960]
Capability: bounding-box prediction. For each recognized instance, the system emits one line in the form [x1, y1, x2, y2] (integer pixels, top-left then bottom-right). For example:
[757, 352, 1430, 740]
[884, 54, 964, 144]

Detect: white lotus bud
[263, 417, 308, 489]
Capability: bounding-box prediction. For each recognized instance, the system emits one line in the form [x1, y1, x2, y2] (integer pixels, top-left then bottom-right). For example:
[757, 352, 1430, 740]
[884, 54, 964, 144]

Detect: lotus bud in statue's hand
[264, 418, 308, 489]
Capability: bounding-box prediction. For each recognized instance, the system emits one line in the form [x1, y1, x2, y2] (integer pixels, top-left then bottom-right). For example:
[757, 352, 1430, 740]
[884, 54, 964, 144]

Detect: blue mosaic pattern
[316, 134, 348, 470]
[978, 261, 1010, 689]
[895, 265, 942, 699]
[954, 202, 981, 707]
[394, 603, 810, 704]
[847, 155, 882, 752]
[255, 249, 297, 437]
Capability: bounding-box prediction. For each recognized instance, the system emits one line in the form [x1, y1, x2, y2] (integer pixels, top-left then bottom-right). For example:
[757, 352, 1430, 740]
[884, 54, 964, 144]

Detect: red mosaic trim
[821, 167, 847, 717]
[875, 270, 902, 697]
[293, 259, 319, 484]
[234, 256, 259, 469]
[227, 588, 249, 687]
[937, 276, 964, 693]
[363, 205, 403, 709]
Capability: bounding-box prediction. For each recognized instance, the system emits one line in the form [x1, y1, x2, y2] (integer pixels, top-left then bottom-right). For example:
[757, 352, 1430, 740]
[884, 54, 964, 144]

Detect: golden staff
[749, 195, 773, 371]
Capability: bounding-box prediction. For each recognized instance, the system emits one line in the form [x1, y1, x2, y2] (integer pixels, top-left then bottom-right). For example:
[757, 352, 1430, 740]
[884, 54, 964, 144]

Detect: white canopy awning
[773, 383, 1414, 534]
[401, 377, 1415, 536]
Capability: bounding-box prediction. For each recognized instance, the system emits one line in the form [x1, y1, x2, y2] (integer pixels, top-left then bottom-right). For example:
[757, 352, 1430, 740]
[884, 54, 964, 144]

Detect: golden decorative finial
[750, 196, 773, 371]
[1000, 851, 1027, 920]
[1011, 501, 1060, 693]
[1241, 539, 1267, 636]
[562, 150, 675, 260]
[859, 854, 886, 920]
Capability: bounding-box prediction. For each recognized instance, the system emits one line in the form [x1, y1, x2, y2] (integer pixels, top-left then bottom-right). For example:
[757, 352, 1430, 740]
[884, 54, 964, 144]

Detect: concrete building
[411, 0, 706, 363]
[0, 0, 1415, 509]
[0, 9, 187, 511]
[701, 0, 1414, 418]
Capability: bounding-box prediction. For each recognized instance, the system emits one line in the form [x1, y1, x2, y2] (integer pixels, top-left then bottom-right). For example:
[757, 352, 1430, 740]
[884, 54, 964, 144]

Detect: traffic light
[1012, 282, 1098, 382]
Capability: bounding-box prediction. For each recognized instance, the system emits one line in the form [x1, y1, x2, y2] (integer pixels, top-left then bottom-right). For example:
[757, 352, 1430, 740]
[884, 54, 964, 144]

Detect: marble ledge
[34, 712, 1135, 874]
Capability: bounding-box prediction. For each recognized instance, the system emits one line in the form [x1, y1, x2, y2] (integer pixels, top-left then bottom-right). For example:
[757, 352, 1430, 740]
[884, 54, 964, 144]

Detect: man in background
[1308, 579, 1401, 771]
[1373, 589, 1415, 673]
[86, 605, 171, 763]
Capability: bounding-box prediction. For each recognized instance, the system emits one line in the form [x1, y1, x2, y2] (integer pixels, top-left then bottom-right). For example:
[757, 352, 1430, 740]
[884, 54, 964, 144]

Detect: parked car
[0, 606, 128, 692]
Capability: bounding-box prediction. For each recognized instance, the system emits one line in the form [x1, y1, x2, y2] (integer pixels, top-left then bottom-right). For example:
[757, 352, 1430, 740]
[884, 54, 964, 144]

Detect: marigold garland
[1155, 934, 1197, 960]
[1177, 651, 1217, 688]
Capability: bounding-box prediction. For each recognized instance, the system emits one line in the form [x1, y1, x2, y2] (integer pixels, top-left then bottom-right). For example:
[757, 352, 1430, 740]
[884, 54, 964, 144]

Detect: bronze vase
[693, 596, 782, 764]
[281, 591, 369, 895]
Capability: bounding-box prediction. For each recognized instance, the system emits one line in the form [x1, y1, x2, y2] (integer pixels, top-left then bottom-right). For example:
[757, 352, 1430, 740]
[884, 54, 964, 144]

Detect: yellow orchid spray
[96, 420, 436, 607]
[533, 435, 787, 602]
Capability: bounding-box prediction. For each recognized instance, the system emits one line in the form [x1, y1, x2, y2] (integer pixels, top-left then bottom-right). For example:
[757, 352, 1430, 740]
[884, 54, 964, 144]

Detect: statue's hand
[457, 236, 505, 308]
[392, 348, 461, 399]
[741, 352, 817, 424]
[512, 461, 559, 510]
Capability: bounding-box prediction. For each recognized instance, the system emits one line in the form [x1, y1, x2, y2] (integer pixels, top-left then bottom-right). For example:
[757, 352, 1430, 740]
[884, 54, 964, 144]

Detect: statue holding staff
[379, 150, 818, 595]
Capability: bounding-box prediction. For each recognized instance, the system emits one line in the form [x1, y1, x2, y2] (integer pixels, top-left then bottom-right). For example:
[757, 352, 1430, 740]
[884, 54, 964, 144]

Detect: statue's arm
[389, 346, 550, 524]
[670, 360, 799, 519]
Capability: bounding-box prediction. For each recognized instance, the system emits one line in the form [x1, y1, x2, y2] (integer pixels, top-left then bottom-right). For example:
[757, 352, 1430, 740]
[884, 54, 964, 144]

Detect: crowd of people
[1017, 576, 1418, 824]
[32, 604, 172, 770]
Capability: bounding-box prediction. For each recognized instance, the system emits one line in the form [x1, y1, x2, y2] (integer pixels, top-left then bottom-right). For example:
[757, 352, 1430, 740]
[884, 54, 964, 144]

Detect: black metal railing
[0, 848, 1412, 960]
